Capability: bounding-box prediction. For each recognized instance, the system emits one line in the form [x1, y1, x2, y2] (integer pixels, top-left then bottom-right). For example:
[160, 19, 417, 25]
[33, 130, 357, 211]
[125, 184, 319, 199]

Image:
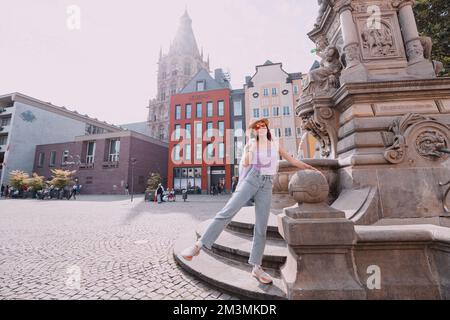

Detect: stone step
[226, 207, 284, 240]
[173, 229, 287, 300]
[196, 220, 288, 271]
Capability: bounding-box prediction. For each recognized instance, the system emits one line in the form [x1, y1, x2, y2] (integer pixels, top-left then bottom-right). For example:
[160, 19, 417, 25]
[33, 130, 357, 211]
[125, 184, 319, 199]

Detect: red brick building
[168, 69, 233, 194]
[34, 130, 168, 195]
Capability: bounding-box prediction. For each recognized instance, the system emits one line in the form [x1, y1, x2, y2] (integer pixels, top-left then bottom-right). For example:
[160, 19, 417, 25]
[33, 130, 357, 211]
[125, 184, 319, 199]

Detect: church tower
[148, 10, 210, 141]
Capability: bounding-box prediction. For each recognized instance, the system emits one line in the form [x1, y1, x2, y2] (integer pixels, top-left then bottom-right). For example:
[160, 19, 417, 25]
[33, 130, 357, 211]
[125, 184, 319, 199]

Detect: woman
[181, 118, 320, 284]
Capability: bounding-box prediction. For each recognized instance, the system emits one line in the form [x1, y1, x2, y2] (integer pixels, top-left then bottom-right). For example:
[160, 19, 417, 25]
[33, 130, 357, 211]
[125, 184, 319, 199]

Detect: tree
[27, 173, 45, 191]
[146, 173, 162, 193]
[415, 0, 450, 76]
[9, 170, 29, 190]
[48, 169, 76, 189]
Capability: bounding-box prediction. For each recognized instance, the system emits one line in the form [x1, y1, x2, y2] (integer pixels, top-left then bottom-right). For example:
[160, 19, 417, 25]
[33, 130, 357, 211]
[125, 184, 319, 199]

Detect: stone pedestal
[277, 170, 366, 299]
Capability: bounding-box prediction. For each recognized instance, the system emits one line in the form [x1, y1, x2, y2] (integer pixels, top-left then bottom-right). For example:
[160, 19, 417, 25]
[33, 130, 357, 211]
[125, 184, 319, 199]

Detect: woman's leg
[248, 177, 273, 266]
[200, 179, 258, 249]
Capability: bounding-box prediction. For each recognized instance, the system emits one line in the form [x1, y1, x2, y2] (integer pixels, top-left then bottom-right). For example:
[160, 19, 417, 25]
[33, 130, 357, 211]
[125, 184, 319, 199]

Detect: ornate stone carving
[343, 42, 361, 67]
[382, 113, 450, 164]
[416, 130, 447, 160]
[361, 24, 395, 57]
[391, 0, 415, 10]
[439, 179, 450, 213]
[300, 109, 334, 158]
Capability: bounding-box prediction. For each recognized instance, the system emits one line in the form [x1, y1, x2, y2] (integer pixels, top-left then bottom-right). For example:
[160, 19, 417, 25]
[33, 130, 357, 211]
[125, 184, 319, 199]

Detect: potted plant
[26, 173, 45, 198]
[47, 169, 76, 199]
[9, 170, 29, 198]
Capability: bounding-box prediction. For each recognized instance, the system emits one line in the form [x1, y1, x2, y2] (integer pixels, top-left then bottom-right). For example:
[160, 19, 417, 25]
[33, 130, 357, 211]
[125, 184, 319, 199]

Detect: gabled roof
[180, 69, 229, 94]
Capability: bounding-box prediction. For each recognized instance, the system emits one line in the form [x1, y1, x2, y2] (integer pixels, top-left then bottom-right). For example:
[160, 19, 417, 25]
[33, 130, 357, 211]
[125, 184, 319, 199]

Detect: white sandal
[251, 266, 273, 284]
[181, 243, 202, 261]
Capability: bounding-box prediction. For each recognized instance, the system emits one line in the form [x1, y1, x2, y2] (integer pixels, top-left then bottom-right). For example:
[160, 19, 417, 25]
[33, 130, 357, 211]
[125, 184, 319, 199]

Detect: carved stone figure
[416, 130, 446, 159]
[303, 46, 343, 96]
[361, 25, 395, 57]
[315, 0, 331, 27]
[419, 36, 444, 76]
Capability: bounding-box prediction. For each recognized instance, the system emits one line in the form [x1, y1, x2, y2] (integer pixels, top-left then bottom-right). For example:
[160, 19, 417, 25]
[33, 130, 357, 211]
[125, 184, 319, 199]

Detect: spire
[159, 47, 163, 60]
[169, 9, 200, 56]
[201, 46, 204, 59]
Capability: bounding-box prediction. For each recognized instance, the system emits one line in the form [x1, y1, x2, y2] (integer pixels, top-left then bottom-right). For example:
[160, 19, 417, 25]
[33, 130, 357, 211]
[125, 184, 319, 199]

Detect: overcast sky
[0, 0, 318, 125]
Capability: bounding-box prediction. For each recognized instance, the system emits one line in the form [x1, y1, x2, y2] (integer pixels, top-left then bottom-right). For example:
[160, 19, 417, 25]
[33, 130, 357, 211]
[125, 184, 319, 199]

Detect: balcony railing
[79, 163, 95, 170]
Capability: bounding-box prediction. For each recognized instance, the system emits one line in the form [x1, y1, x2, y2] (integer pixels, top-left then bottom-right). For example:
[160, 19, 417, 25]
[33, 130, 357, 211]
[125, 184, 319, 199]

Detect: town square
[0, 0, 449, 306]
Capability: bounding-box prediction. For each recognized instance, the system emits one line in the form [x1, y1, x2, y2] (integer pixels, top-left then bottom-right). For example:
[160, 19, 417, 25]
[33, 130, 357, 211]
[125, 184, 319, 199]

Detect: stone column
[277, 170, 366, 299]
[396, 0, 424, 64]
[338, 3, 368, 83]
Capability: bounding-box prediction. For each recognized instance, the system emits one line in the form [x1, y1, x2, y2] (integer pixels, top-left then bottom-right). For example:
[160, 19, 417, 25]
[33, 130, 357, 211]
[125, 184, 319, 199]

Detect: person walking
[156, 184, 164, 204]
[69, 182, 78, 200]
[1, 184, 4, 198]
[125, 183, 129, 196]
[181, 118, 321, 284]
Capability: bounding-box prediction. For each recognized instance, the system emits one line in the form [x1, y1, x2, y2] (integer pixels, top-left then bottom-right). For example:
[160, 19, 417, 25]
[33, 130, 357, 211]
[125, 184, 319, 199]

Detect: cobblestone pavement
[0, 194, 239, 300]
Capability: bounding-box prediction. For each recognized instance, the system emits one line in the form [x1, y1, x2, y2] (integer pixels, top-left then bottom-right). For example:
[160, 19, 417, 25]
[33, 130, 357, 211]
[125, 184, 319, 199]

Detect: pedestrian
[232, 176, 239, 193]
[125, 183, 129, 195]
[5, 185, 10, 198]
[181, 118, 322, 285]
[69, 183, 78, 200]
[1, 184, 4, 197]
[212, 185, 218, 196]
[156, 183, 164, 203]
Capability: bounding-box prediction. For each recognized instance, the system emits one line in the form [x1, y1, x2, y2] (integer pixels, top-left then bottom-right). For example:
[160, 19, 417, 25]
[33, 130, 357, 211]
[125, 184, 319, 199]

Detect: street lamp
[130, 158, 137, 202]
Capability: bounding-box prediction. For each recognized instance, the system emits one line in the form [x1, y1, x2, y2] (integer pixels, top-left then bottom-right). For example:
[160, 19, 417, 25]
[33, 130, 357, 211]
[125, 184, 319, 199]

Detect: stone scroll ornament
[383, 113, 450, 164]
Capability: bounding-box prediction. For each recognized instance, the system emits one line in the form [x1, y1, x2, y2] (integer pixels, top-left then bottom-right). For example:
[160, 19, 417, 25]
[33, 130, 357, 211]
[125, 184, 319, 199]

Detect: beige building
[147, 10, 210, 141]
[244, 61, 315, 158]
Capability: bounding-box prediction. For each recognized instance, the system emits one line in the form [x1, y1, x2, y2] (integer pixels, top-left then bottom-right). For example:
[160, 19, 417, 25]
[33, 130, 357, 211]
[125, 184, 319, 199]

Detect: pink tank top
[253, 143, 279, 176]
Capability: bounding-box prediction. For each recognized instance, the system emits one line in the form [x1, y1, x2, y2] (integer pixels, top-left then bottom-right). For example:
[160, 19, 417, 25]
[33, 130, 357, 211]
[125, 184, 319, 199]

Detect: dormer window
[196, 80, 206, 92]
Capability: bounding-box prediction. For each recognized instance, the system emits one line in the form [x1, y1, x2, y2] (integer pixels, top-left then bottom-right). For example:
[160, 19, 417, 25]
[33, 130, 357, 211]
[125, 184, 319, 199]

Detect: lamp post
[130, 158, 137, 202]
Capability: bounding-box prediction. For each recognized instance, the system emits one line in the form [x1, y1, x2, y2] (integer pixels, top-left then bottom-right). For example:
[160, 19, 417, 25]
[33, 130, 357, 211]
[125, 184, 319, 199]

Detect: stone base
[407, 59, 437, 78]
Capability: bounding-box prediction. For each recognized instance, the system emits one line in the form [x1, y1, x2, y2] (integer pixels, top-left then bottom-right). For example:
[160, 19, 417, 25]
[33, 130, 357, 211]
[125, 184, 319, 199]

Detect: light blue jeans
[200, 167, 273, 266]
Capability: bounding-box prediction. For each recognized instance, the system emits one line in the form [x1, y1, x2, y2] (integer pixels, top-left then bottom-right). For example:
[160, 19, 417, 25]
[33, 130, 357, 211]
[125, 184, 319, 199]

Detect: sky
[0, 0, 318, 126]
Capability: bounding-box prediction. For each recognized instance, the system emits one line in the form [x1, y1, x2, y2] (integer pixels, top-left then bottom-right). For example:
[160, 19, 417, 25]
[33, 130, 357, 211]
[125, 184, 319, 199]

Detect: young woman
[181, 118, 320, 284]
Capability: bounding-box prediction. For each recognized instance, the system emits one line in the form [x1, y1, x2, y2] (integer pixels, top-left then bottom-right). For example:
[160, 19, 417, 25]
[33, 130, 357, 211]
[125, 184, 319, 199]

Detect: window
[274, 128, 282, 137]
[175, 105, 182, 120]
[49, 151, 56, 167]
[283, 106, 291, 116]
[235, 141, 244, 160]
[253, 108, 260, 118]
[62, 150, 69, 164]
[185, 104, 192, 119]
[207, 122, 213, 138]
[296, 127, 302, 138]
[234, 120, 243, 137]
[173, 144, 181, 161]
[263, 88, 269, 96]
[195, 122, 202, 139]
[86, 141, 95, 164]
[263, 108, 269, 117]
[285, 128, 292, 137]
[108, 139, 120, 162]
[196, 103, 202, 118]
[38, 152, 44, 168]
[185, 124, 191, 139]
[184, 63, 192, 76]
[219, 143, 225, 159]
[218, 121, 224, 137]
[185, 144, 191, 161]
[272, 106, 280, 116]
[218, 101, 224, 116]
[206, 143, 214, 159]
[195, 144, 202, 160]
[207, 102, 213, 117]
[196, 80, 205, 92]
[160, 88, 166, 101]
[294, 85, 299, 95]
[1, 116, 11, 126]
[272, 88, 277, 96]
[233, 100, 242, 116]
[0, 135, 7, 145]
[174, 124, 181, 140]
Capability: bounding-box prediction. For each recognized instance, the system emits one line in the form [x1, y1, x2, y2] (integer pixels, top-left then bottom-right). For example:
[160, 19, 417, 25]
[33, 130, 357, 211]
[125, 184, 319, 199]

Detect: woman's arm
[279, 145, 319, 171]
[242, 139, 256, 167]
